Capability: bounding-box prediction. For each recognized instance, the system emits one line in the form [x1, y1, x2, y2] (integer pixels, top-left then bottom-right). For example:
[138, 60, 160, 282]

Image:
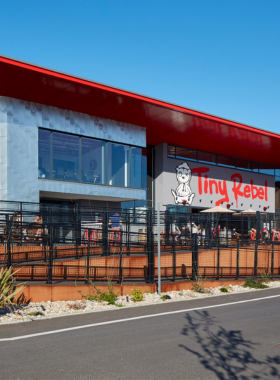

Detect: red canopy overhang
[0, 54, 279, 166]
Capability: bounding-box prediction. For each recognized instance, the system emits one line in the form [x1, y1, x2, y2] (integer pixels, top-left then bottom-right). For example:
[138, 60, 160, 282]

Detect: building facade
[0, 55, 279, 213]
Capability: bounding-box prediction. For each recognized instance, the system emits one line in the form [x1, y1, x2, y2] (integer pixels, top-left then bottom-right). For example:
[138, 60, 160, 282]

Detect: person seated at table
[9, 211, 24, 238]
[262, 227, 269, 244]
[32, 215, 44, 240]
[250, 228, 256, 245]
[171, 220, 181, 244]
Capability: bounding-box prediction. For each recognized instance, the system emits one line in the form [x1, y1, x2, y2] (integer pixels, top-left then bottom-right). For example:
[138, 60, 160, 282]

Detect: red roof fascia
[0, 55, 278, 140]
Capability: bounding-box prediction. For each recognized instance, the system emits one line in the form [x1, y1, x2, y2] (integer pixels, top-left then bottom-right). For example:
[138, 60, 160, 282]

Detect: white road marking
[1, 294, 280, 341]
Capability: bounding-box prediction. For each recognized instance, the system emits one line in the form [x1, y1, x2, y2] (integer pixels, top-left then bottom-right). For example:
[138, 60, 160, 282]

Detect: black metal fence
[0, 200, 279, 284]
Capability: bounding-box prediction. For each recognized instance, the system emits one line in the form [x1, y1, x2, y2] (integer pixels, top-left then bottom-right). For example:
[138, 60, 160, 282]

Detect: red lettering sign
[191, 167, 269, 208]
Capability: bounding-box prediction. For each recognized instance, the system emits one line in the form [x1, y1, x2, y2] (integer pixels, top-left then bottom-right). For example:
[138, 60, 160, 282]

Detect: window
[52, 132, 80, 181]
[197, 151, 216, 164]
[81, 138, 105, 185]
[252, 162, 259, 172]
[167, 144, 279, 177]
[131, 147, 142, 188]
[259, 164, 275, 176]
[38, 129, 142, 188]
[38, 129, 51, 179]
[236, 159, 252, 171]
[107, 143, 130, 187]
[176, 147, 197, 161]
[141, 148, 148, 190]
[217, 155, 235, 168]
[167, 145, 176, 157]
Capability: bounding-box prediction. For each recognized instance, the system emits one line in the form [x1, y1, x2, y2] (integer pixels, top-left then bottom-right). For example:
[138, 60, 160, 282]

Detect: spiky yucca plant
[0, 267, 26, 309]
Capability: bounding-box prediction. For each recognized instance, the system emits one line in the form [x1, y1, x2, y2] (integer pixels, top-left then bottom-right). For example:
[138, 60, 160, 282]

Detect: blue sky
[1, 0, 280, 133]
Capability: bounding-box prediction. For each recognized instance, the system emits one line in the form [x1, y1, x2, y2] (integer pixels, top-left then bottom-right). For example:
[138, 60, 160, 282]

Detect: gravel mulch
[1, 281, 280, 325]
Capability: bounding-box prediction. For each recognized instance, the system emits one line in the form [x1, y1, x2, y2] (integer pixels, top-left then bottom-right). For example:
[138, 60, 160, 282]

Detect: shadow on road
[179, 310, 280, 379]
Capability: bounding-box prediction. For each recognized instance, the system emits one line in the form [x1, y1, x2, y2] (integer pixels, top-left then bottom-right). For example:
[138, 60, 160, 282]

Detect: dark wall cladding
[167, 144, 279, 177]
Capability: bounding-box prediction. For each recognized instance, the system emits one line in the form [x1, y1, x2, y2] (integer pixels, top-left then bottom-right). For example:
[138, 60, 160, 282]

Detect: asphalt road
[1, 288, 280, 380]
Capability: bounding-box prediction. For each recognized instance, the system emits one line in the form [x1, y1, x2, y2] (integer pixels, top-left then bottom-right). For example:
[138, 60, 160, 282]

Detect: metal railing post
[236, 239, 239, 280]
[86, 228, 90, 282]
[157, 203, 161, 295]
[165, 209, 170, 246]
[254, 239, 258, 278]
[102, 210, 109, 256]
[6, 215, 11, 268]
[172, 234, 176, 282]
[147, 210, 154, 284]
[75, 227, 79, 259]
[192, 233, 198, 280]
[118, 231, 123, 284]
[271, 241, 274, 278]
[20, 202, 23, 246]
[127, 213, 130, 256]
[216, 239, 220, 280]
[47, 226, 53, 284]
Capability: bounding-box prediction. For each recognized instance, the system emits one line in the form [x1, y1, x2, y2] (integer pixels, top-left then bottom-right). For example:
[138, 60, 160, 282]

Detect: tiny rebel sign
[166, 158, 275, 212]
[192, 168, 268, 208]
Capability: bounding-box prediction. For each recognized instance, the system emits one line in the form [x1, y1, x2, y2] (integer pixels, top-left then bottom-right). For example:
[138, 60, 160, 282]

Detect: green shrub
[131, 287, 143, 302]
[76, 279, 119, 306]
[187, 272, 205, 293]
[28, 311, 44, 317]
[220, 287, 229, 293]
[192, 279, 205, 293]
[161, 294, 167, 301]
[260, 272, 272, 284]
[243, 277, 269, 289]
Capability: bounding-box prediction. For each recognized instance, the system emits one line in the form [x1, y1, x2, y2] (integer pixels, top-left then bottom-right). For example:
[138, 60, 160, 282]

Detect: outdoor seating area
[0, 200, 279, 284]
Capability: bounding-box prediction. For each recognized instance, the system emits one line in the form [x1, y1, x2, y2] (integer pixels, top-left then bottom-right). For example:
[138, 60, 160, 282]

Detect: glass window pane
[167, 145, 176, 157]
[217, 155, 235, 168]
[176, 147, 197, 161]
[197, 151, 216, 164]
[38, 129, 51, 179]
[81, 138, 105, 184]
[236, 159, 252, 171]
[259, 163, 275, 176]
[107, 143, 130, 187]
[252, 162, 259, 172]
[131, 147, 142, 188]
[52, 132, 80, 181]
[275, 168, 280, 178]
[141, 148, 147, 191]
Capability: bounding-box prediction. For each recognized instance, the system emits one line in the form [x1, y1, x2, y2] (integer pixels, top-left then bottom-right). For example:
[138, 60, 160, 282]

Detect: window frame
[38, 128, 143, 189]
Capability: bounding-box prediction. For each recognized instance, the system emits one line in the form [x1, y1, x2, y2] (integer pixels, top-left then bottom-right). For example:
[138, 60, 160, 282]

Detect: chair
[55, 166, 64, 180]
[94, 175, 101, 184]
[65, 168, 77, 181]
[87, 171, 95, 183]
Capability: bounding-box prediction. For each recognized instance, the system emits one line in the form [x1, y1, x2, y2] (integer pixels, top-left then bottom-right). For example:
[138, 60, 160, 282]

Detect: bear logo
[171, 162, 195, 205]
